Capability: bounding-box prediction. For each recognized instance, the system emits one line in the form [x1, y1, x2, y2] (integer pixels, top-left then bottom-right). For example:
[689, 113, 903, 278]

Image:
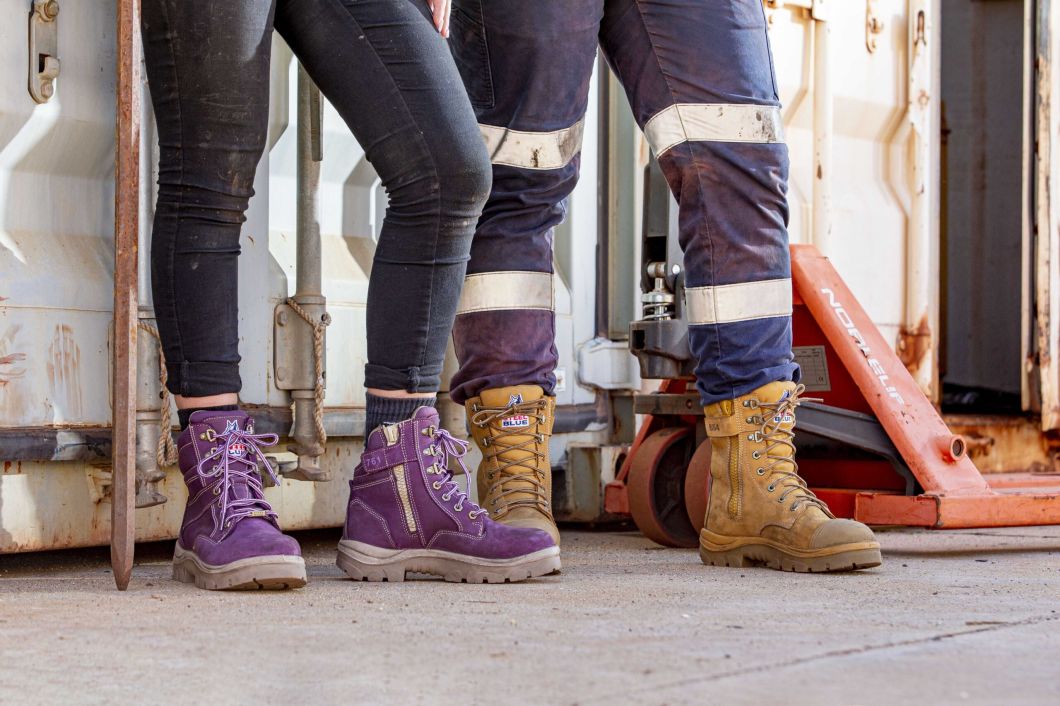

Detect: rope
[137, 321, 179, 468]
[285, 298, 331, 447]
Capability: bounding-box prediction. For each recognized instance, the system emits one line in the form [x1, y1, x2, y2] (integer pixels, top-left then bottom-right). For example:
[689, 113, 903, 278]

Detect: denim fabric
[142, 0, 491, 397]
[448, 0, 799, 405]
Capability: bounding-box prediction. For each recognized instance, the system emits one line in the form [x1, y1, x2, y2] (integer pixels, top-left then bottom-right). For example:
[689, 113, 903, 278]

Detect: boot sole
[336, 540, 561, 584]
[699, 531, 882, 573]
[172, 544, 307, 590]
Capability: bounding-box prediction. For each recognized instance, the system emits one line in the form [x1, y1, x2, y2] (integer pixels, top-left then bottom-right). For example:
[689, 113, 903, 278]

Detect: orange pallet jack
[605, 244, 1060, 547]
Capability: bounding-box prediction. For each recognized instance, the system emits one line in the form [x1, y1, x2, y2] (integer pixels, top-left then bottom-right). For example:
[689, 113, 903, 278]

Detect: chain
[284, 298, 331, 447]
[137, 321, 179, 468]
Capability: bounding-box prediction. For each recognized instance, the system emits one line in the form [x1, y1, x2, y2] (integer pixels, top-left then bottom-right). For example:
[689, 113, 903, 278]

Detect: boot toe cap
[193, 520, 302, 566]
[811, 518, 878, 550]
[496, 513, 561, 545]
[484, 520, 557, 558]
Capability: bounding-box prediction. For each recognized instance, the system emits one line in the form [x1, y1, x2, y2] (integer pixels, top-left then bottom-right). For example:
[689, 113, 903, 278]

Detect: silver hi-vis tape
[478, 119, 584, 170]
[644, 103, 784, 156]
[684, 278, 792, 325]
[457, 271, 555, 315]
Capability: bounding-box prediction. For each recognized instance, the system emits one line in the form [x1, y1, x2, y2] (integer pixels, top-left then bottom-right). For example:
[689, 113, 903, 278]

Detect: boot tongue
[189, 409, 250, 435]
[756, 382, 821, 510]
[476, 387, 547, 511]
[190, 410, 256, 501]
[478, 385, 545, 408]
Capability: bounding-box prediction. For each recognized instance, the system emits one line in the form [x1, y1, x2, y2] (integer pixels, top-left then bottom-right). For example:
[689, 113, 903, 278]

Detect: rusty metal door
[1033, 0, 1060, 430]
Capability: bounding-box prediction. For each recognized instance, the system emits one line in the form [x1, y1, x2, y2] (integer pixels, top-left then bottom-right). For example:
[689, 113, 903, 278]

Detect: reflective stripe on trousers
[448, 0, 800, 405]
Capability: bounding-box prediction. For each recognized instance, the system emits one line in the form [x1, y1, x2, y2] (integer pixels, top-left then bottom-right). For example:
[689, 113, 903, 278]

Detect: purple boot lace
[425, 427, 485, 519]
[195, 421, 282, 534]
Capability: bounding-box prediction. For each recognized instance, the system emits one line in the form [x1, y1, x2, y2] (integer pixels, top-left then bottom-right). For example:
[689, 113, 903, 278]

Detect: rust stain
[47, 324, 83, 417]
[944, 414, 1057, 474]
[0, 324, 27, 388]
[897, 314, 932, 376]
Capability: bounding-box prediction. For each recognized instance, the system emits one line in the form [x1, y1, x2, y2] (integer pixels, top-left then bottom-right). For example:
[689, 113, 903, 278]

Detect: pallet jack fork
[606, 245, 1060, 546]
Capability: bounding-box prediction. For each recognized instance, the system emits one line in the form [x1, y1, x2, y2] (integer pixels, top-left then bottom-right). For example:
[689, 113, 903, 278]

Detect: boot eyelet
[432, 482, 442, 490]
[213, 486, 221, 496]
[225, 520, 232, 529]
[751, 451, 760, 460]
[454, 503, 463, 512]
[767, 483, 776, 492]
[756, 468, 765, 476]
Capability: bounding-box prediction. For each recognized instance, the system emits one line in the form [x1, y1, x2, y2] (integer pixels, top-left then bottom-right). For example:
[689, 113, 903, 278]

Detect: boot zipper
[727, 436, 742, 518]
[392, 465, 417, 533]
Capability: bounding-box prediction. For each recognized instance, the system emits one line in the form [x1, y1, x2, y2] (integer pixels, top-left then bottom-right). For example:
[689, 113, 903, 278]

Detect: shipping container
[1, 0, 1056, 556]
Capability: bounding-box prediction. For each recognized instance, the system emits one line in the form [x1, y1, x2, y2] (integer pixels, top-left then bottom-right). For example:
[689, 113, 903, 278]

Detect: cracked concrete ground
[1, 526, 1058, 705]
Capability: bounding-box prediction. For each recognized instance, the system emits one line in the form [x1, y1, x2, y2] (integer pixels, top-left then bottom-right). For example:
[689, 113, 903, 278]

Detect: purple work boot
[337, 406, 560, 583]
[172, 410, 307, 590]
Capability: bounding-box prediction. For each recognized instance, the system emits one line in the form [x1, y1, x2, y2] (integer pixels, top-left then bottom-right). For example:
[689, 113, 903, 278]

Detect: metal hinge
[866, 0, 885, 53]
[28, 0, 61, 103]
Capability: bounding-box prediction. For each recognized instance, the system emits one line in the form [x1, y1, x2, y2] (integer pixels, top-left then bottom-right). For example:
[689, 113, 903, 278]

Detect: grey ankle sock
[365, 393, 435, 435]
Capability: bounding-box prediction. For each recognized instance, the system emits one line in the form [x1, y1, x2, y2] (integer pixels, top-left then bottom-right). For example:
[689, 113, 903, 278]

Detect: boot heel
[172, 562, 196, 584]
[699, 545, 752, 568]
[336, 547, 407, 583]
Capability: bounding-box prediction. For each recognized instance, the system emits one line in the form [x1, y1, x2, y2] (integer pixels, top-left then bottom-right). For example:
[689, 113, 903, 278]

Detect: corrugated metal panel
[0, 1, 117, 427]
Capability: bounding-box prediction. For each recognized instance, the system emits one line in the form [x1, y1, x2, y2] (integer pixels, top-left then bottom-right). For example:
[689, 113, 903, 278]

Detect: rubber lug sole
[172, 544, 307, 590]
[699, 534, 882, 573]
[336, 540, 561, 584]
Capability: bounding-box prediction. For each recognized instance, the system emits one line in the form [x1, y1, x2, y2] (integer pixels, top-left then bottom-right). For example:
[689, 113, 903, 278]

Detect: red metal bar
[111, 0, 141, 591]
[791, 245, 989, 495]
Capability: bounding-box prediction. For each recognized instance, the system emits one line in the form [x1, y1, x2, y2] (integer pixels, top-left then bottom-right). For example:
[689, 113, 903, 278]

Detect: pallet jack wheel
[627, 427, 699, 548]
[683, 441, 712, 533]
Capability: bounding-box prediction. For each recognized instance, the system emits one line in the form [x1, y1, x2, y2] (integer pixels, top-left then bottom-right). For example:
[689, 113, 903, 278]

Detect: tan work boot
[466, 385, 559, 544]
[699, 381, 882, 572]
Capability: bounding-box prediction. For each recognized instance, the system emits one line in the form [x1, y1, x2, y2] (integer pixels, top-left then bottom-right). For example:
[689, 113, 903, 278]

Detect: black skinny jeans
[142, 0, 491, 397]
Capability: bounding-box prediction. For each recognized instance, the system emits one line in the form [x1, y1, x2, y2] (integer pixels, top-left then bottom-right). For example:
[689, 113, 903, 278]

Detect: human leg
[273, 0, 557, 580]
[600, 0, 880, 571]
[448, 0, 603, 542]
[141, 0, 305, 589]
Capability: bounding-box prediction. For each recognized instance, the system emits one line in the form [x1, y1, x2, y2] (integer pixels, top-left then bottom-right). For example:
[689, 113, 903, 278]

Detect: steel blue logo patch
[502, 415, 531, 429]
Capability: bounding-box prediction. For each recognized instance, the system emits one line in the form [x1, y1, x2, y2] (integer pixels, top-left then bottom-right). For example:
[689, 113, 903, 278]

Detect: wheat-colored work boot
[466, 385, 559, 544]
[699, 381, 882, 572]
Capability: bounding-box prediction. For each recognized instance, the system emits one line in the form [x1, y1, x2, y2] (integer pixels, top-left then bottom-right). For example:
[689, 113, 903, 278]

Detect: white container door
[1033, 0, 1060, 430]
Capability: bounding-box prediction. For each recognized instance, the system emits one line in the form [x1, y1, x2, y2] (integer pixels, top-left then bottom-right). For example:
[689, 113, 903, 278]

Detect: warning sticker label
[792, 345, 831, 392]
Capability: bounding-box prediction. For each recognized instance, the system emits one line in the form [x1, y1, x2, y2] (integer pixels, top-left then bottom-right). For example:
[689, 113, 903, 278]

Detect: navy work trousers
[448, 0, 800, 406]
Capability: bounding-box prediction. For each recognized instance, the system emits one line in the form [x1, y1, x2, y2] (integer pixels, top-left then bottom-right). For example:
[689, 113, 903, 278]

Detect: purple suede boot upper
[177, 410, 301, 566]
[344, 407, 555, 559]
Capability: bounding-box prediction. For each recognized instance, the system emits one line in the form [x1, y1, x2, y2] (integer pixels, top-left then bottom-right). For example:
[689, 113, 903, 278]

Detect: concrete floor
[0, 527, 1058, 706]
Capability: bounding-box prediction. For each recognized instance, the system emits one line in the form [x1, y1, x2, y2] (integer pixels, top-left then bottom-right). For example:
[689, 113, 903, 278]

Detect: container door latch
[28, 0, 60, 103]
